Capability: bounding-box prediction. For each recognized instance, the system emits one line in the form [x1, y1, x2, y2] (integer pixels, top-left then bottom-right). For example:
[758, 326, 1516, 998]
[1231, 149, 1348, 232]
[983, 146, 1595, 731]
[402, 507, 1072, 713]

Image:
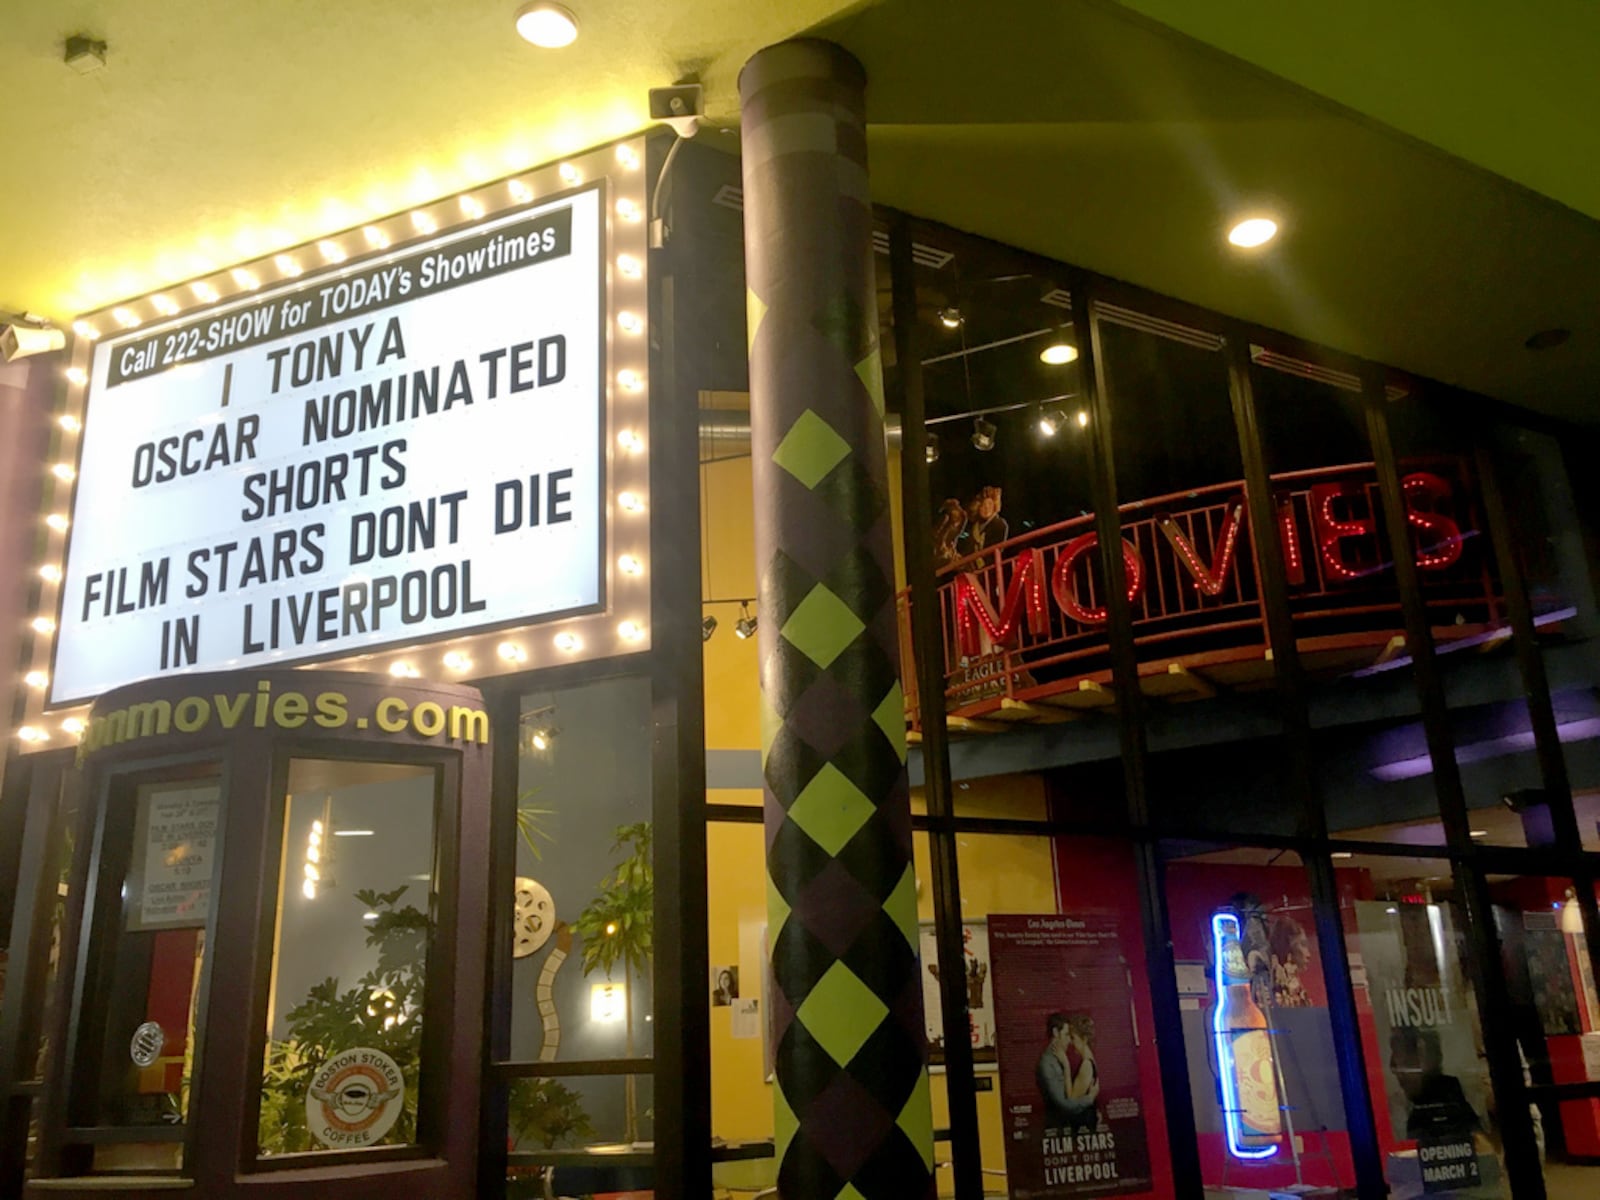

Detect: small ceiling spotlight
[701, 614, 718, 642]
[924, 432, 940, 464]
[516, 3, 579, 48]
[735, 602, 758, 640]
[1076, 409, 1090, 428]
[971, 417, 997, 452]
[938, 307, 963, 329]
[1227, 217, 1278, 248]
[1037, 405, 1064, 437]
[1039, 342, 1078, 365]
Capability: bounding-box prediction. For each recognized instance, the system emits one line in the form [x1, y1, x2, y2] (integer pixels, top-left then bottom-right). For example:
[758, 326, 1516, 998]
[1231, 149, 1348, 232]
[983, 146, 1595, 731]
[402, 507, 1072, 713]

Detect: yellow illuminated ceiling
[4, 0, 1599, 419]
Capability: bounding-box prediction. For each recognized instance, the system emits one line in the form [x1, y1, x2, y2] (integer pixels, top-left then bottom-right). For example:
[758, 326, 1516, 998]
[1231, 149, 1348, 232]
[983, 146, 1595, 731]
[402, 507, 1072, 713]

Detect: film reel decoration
[513, 876, 556, 958]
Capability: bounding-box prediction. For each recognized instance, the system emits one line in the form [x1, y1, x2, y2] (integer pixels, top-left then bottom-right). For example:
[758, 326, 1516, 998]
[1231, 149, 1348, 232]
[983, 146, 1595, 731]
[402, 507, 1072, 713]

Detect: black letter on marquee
[160, 614, 201, 670]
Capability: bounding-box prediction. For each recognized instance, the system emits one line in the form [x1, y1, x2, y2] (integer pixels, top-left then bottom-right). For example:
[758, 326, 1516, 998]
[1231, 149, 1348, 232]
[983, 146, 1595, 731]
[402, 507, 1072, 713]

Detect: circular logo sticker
[129, 1021, 165, 1068]
[305, 1047, 405, 1148]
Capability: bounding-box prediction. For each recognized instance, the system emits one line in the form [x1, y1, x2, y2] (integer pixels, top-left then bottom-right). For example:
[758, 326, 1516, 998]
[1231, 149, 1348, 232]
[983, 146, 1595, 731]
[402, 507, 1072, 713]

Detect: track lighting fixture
[972, 417, 997, 452]
[925, 433, 940, 464]
[702, 615, 718, 642]
[735, 602, 758, 640]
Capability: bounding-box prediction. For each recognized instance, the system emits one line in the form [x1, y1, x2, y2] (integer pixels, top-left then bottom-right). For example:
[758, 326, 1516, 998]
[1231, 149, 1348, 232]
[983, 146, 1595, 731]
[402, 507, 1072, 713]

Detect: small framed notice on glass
[127, 782, 221, 931]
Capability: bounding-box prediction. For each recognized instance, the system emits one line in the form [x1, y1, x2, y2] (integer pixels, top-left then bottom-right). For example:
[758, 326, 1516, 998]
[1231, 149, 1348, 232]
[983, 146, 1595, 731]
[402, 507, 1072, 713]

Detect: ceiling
[4, 1, 1598, 420]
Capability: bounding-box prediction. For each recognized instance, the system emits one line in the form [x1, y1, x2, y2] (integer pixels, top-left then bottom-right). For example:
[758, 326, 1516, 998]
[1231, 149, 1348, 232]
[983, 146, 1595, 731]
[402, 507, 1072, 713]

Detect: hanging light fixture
[735, 602, 758, 640]
[937, 307, 963, 329]
[1037, 404, 1065, 437]
[971, 417, 997, 452]
[925, 432, 940, 464]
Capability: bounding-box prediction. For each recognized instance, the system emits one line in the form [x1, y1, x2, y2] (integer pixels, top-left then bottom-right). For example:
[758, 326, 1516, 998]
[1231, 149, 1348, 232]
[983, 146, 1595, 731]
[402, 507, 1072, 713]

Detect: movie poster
[920, 920, 996, 1057]
[990, 913, 1151, 1199]
[1355, 900, 1490, 1192]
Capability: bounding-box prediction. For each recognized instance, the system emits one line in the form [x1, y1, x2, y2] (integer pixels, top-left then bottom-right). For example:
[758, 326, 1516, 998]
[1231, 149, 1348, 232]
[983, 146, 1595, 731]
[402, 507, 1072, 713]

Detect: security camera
[649, 83, 703, 138]
[0, 316, 66, 363]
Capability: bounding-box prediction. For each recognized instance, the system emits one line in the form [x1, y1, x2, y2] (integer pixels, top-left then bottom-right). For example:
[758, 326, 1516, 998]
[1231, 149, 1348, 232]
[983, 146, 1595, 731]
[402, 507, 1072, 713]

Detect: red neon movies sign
[951, 470, 1466, 658]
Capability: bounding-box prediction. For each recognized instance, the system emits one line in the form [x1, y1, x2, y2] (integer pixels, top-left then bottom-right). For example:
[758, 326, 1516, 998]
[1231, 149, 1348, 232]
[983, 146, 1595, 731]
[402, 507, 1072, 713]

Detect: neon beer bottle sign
[1211, 911, 1282, 1158]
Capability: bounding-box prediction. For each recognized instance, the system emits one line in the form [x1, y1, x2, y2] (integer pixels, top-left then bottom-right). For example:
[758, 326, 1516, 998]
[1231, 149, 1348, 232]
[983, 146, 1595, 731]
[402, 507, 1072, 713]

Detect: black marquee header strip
[104, 204, 574, 388]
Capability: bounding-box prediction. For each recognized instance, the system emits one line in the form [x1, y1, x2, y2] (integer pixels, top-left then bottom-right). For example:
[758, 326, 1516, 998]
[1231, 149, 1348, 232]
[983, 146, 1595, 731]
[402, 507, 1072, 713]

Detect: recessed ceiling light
[1228, 217, 1278, 248]
[515, 2, 578, 47]
[1039, 342, 1078, 365]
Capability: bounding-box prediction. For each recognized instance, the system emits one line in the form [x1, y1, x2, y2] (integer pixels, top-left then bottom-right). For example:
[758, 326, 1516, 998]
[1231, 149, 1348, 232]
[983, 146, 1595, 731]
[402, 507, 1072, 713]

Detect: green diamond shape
[772, 409, 851, 490]
[871, 681, 908, 763]
[746, 288, 768, 354]
[796, 961, 887, 1067]
[774, 1079, 799, 1160]
[759, 689, 783, 765]
[855, 346, 885, 418]
[897, 1069, 934, 1171]
[884, 864, 919, 951]
[767, 871, 791, 940]
[780, 584, 865, 668]
[835, 1186, 869, 1200]
[787, 763, 875, 855]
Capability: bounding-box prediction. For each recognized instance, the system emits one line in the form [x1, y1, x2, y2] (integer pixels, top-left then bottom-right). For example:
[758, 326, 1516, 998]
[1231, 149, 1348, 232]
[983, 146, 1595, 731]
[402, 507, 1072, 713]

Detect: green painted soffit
[1116, 0, 1600, 221]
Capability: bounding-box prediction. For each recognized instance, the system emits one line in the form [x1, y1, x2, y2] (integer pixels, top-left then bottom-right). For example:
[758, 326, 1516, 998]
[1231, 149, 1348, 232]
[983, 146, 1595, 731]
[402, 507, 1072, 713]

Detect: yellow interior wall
[699, 402, 1058, 1190]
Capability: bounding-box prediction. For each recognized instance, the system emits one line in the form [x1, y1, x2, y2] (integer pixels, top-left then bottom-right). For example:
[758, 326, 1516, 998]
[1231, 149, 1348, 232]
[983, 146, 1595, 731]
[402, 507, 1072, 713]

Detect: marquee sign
[19, 139, 650, 745]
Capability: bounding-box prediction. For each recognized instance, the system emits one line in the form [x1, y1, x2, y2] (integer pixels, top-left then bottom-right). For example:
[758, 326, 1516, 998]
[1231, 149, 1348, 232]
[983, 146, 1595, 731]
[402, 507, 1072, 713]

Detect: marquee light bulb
[319, 240, 347, 264]
[617, 369, 644, 392]
[192, 281, 220, 303]
[52, 463, 76, 481]
[617, 311, 642, 334]
[23, 671, 47, 689]
[618, 553, 643, 575]
[1076, 409, 1090, 428]
[31, 617, 55, 634]
[61, 717, 85, 736]
[304, 863, 319, 881]
[16, 726, 46, 744]
[59, 414, 82, 432]
[38, 564, 62, 583]
[509, 180, 533, 203]
[363, 226, 389, 250]
[389, 660, 420, 678]
[307, 844, 320, 864]
[616, 198, 642, 222]
[554, 631, 582, 653]
[274, 254, 303, 278]
[72, 320, 99, 340]
[617, 491, 643, 513]
[442, 650, 473, 671]
[112, 307, 140, 329]
[312, 820, 324, 835]
[45, 513, 69, 532]
[617, 254, 641, 279]
[497, 641, 528, 663]
[460, 195, 484, 219]
[617, 619, 645, 642]
[617, 428, 644, 453]
[302, 879, 317, 900]
[64, 367, 87, 385]
[152, 294, 179, 316]
[231, 268, 260, 291]
[1228, 217, 1278, 248]
[411, 210, 437, 234]
[616, 143, 640, 170]
[558, 162, 580, 186]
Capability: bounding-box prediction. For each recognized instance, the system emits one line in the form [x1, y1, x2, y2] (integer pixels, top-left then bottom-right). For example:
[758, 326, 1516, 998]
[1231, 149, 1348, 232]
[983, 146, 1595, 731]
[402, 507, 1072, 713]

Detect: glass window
[1159, 845, 1359, 1193]
[1337, 855, 1508, 1198]
[68, 772, 222, 1173]
[257, 759, 438, 1156]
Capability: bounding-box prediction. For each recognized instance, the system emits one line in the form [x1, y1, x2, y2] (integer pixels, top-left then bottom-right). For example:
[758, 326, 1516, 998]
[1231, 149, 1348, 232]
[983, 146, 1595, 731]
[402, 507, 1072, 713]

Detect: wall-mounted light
[515, 3, 580, 48]
[1039, 342, 1078, 366]
[590, 981, 626, 1023]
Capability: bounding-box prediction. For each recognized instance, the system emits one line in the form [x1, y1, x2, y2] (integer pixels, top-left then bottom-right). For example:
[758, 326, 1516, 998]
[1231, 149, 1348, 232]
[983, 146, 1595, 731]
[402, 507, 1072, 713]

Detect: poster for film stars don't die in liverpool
[990, 914, 1152, 1200]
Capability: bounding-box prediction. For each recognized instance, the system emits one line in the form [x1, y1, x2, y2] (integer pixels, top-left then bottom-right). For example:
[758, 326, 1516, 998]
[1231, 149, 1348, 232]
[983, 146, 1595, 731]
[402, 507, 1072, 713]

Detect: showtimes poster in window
[990, 913, 1150, 1200]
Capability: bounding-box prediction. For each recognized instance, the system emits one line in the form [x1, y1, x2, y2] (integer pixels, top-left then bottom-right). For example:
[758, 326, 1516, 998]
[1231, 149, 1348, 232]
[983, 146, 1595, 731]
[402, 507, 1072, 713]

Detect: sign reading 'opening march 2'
[51, 186, 604, 705]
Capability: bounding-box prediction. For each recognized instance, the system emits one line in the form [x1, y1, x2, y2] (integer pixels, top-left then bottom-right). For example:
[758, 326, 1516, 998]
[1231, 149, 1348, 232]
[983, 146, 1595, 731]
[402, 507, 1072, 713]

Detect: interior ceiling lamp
[971, 416, 997, 452]
[515, 2, 579, 47]
[937, 307, 963, 329]
[1037, 403, 1066, 437]
[735, 602, 758, 641]
[1039, 341, 1078, 366]
[1227, 217, 1278, 248]
[924, 432, 940, 464]
[701, 614, 718, 642]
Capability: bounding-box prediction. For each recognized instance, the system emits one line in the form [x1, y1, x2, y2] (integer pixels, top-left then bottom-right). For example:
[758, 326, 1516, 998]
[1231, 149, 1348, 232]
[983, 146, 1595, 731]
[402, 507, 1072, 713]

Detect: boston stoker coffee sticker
[53, 188, 605, 704]
[989, 914, 1151, 1200]
[305, 1046, 405, 1148]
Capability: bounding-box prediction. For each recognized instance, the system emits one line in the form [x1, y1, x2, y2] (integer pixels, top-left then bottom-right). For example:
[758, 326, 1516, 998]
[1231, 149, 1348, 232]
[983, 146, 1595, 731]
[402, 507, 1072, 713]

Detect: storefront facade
[0, 28, 1599, 1200]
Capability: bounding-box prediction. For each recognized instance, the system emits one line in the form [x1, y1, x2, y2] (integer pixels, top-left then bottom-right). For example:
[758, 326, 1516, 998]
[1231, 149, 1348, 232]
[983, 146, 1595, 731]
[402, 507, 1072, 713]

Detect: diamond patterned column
[738, 39, 933, 1200]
